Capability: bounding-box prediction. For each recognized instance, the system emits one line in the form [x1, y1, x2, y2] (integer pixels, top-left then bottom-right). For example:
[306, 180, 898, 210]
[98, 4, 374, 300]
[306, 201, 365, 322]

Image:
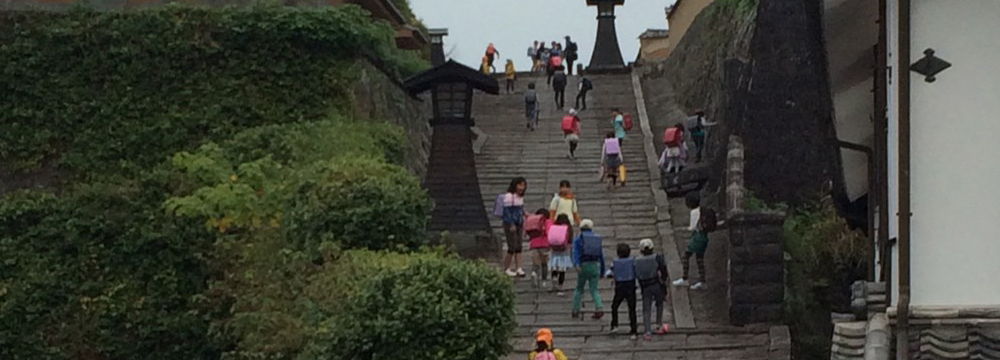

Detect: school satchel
[561, 115, 577, 134]
[535, 350, 557, 360]
[663, 127, 682, 146]
[580, 233, 603, 259]
[524, 214, 546, 238]
[699, 208, 719, 233]
[624, 113, 634, 131]
[547, 225, 569, 251]
[492, 194, 505, 218]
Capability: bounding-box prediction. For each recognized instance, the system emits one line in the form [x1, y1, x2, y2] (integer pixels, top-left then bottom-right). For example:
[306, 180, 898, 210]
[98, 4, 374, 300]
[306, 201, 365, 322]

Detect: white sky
[410, 0, 676, 71]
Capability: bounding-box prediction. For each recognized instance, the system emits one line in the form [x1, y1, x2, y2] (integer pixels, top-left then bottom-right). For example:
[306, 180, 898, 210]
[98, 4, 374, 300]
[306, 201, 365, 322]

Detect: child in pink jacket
[527, 208, 552, 288]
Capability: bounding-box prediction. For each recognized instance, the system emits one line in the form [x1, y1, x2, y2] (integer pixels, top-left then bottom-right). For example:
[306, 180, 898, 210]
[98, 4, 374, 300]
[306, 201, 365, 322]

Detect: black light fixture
[910, 48, 951, 83]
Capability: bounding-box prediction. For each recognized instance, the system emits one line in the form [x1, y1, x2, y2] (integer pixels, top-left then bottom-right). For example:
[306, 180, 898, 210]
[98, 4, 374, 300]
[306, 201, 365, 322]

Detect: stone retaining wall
[726, 135, 786, 326]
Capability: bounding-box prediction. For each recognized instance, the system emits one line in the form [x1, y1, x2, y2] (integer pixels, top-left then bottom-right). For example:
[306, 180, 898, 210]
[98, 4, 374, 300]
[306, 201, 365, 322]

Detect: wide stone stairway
[471, 73, 786, 360]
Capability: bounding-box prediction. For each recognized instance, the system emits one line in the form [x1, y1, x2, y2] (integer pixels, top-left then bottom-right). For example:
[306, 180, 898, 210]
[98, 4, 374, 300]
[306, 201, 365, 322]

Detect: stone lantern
[587, 0, 627, 73]
[405, 60, 499, 255]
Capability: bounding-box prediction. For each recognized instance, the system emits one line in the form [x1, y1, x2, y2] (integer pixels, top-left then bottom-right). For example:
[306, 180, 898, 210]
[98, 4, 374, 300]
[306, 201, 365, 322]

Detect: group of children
[659, 110, 717, 173]
[501, 178, 720, 345]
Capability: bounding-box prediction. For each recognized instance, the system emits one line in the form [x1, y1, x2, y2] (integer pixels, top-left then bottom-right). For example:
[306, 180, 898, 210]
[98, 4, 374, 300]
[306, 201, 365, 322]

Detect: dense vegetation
[0, 5, 514, 360]
[782, 196, 867, 359]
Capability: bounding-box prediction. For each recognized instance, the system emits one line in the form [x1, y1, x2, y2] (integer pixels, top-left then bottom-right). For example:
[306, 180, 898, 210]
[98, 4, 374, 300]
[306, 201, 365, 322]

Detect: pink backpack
[535, 351, 557, 360]
[547, 225, 569, 251]
[604, 138, 621, 155]
[525, 215, 546, 238]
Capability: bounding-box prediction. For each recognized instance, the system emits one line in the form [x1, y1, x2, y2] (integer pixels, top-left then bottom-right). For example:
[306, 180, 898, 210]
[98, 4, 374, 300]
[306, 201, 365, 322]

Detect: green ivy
[0, 6, 424, 175]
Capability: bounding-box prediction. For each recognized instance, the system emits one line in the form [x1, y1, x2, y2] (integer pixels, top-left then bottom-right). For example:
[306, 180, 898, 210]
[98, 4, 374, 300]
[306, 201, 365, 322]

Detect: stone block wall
[350, 61, 432, 179]
[726, 135, 786, 326]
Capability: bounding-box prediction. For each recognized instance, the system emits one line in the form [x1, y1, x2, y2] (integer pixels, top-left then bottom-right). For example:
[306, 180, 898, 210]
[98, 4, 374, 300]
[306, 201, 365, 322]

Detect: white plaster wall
[823, 0, 878, 201]
[889, 0, 1000, 307]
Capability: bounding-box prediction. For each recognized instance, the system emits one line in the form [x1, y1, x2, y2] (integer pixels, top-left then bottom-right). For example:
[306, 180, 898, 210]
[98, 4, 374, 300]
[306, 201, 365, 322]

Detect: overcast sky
[410, 0, 676, 71]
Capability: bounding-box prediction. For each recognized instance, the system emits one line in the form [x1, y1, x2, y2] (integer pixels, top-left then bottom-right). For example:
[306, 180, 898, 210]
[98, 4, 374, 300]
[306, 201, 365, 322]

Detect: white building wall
[888, 0, 1000, 307]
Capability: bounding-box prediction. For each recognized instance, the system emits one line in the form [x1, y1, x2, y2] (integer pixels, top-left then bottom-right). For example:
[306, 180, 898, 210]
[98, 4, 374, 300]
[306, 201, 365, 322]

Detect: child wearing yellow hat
[528, 328, 568, 360]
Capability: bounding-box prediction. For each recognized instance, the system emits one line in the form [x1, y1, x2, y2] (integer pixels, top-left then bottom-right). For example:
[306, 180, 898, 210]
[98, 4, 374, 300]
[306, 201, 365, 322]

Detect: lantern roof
[404, 60, 500, 95]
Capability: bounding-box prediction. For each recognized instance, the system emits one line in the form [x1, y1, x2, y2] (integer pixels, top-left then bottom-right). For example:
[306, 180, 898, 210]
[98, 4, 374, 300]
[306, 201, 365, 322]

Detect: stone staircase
[471, 73, 784, 360]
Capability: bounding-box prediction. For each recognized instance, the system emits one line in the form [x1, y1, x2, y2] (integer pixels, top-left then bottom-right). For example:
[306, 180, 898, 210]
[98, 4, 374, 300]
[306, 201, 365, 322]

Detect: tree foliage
[0, 6, 449, 360]
[320, 255, 516, 360]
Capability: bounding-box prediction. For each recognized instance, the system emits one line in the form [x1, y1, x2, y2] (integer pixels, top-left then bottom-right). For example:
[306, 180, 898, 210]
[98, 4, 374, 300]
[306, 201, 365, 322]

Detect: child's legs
[585, 264, 604, 310]
[572, 271, 588, 312]
[610, 289, 625, 328]
[695, 252, 706, 283]
[653, 286, 665, 325]
[641, 287, 654, 334]
[681, 251, 693, 279]
[626, 289, 638, 333]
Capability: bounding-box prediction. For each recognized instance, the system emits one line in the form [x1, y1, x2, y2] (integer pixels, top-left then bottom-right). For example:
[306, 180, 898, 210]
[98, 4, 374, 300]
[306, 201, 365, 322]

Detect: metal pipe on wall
[896, 0, 912, 358]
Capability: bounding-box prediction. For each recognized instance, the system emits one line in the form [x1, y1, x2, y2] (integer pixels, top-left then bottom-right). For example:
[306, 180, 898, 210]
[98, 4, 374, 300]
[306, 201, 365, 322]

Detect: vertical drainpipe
[896, 0, 912, 358]
[877, 0, 891, 299]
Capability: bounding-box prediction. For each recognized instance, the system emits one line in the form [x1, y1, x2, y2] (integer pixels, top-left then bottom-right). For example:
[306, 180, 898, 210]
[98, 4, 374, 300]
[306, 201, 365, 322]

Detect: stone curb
[630, 72, 696, 329]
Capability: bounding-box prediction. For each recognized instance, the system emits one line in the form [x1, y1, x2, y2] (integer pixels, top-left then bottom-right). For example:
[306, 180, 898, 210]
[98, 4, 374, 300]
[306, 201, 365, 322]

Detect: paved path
[470, 73, 785, 360]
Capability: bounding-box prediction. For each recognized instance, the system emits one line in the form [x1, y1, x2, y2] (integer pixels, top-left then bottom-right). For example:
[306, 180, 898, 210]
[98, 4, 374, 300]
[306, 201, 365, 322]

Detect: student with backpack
[548, 180, 581, 226]
[561, 109, 582, 160]
[659, 123, 687, 174]
[552, 70, 567, 109]
[571, 219, 605, 319]
[485, 43, 499, 73]
[525, 83, 539, 130]
[564, 36, 578, 76]
[612, 108, 627, 148]
[505, 59, 517, 94]
[672, 193, 718, 290]
[528, 41, 539, 72]
[526, 209, 552, 288]
[529, 328, 569, 360]
[601, 132, 624, 190]
[547, 214, 573, 295]
[537, 44, 550, 76]
[687, 110, 717, 163]
[636, 238, 670, 340]
[501, 177, 528, 277]
[576, 77, 593, 110]
[608, 243, 639, 340]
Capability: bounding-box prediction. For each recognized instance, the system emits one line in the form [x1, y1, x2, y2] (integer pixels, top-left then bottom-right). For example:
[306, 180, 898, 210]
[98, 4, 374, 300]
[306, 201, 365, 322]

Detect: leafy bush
[164, 120, 429, 252]
[284, 156, 430, 252]
[321, 256, 515, 360]
[0, 186, 217, 360]
[782, 195, 867, 359]
[0, 6, 422, 175]
[202, 241, 454, 360]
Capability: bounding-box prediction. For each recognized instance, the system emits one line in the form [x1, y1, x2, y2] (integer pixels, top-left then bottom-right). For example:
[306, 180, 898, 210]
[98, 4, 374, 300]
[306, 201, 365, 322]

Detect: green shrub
[0, 187, 217, 360]
[164, 120, 427, 252]
[782, 195, 867, 359]
[322, 256, 515, 360]
[285, 156, 430, 252]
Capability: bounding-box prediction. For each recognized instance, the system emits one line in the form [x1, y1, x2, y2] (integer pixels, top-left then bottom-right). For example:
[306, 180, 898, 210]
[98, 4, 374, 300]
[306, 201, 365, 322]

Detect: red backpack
[525, 215, 546, 238]
[561, 115, 576, 134]
[551, 56, 563, 68]
[663, 127, 682, 146]
[623, 113, 633, 131]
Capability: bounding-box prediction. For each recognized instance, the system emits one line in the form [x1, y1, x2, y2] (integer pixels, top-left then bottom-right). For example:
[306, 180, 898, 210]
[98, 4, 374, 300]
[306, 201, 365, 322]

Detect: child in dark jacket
[608, 243, 639, 339]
